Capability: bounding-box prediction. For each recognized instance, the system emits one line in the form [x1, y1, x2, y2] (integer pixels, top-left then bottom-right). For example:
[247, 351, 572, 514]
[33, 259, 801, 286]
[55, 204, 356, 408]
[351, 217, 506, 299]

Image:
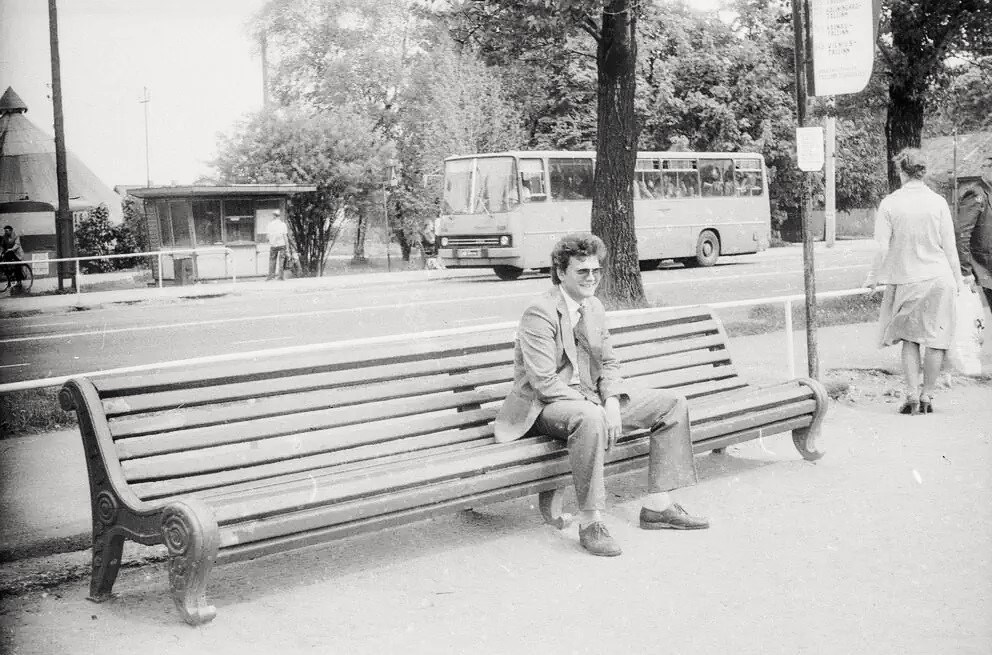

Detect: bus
[434, 150, 771, 280]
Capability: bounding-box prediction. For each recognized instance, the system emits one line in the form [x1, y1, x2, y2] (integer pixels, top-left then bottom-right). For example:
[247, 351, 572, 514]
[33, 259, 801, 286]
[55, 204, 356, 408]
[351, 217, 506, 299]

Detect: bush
[73, 204, 116, 273]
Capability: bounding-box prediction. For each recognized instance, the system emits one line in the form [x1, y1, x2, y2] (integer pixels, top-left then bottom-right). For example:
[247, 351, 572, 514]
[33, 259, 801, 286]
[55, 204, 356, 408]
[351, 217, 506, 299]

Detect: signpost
[791, 0, 879, 379]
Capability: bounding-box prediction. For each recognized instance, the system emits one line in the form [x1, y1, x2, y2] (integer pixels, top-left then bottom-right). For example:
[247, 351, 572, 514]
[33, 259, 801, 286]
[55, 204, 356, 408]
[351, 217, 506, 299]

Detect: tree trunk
[592, 0, 645, 309]
[352, 211, 368, 264]
[885, 78, 925, 192]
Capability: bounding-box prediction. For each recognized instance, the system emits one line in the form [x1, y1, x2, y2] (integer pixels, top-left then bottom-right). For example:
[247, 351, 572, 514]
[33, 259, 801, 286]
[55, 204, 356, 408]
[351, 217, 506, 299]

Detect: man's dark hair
[550, 232, 606, 285]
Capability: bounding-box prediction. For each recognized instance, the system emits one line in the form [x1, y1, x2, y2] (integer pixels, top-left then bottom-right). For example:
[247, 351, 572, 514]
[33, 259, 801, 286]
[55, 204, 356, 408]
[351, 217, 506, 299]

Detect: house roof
[922, 131, 992, 184]
[126, 184, 317, 199]
[0, 88, 123, 222]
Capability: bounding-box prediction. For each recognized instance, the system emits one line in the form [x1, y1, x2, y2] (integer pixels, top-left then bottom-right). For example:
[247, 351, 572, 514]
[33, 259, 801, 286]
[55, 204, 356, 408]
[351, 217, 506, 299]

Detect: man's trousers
[531, 388, 698, 512]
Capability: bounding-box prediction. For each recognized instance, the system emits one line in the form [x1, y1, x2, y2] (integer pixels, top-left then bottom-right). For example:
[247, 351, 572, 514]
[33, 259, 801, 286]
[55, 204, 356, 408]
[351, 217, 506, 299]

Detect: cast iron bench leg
[161, 499, 220, 626]
[792, 378, 828, 461]
[88, 527, 125, 603]
[538, 488, 573, 530]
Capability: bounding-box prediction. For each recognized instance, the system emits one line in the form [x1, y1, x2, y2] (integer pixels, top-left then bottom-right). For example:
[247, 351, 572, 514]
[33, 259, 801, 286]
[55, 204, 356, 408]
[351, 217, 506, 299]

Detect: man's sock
[578, 510, 603, 528]
[642, 492, 673, 512]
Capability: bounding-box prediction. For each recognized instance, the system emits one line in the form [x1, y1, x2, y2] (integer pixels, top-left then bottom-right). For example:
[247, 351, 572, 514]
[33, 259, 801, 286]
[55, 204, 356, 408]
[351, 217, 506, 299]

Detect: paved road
[0, 244, 873, 384]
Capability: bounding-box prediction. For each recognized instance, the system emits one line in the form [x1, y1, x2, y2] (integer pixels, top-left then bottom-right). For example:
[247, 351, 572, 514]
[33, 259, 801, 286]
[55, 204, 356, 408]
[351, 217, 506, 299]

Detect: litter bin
[173, 255, 195, 286]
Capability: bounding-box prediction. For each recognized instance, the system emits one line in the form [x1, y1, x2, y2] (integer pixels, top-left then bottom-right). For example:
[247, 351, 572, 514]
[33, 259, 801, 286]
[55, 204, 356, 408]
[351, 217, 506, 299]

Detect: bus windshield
[443, 157, 518, 215]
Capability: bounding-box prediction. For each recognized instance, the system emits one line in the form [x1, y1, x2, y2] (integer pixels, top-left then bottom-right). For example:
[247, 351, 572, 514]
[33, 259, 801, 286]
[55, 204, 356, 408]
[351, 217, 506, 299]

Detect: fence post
[784, 298, 796, 379]
[75, 259, 81, 297]
[158, 252, 163, 289]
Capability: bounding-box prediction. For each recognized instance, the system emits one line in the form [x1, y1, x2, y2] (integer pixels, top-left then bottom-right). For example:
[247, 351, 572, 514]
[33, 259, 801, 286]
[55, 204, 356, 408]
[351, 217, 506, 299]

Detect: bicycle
[2, 258, 33, 292]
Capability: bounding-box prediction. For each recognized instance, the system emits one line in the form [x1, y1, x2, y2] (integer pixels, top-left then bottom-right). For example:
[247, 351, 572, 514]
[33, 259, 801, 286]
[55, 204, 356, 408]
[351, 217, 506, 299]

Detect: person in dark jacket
[955, 156, 992, 308]
[1, 225, 25, 289]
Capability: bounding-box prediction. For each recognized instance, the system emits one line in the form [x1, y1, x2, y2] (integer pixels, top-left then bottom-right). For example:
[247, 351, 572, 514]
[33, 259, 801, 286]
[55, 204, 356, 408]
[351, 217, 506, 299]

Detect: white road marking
[0, 264, 871, 345]
[450, 316, 501, 324]
[0, 362, 32, 369]
[232, 336, 296, 345]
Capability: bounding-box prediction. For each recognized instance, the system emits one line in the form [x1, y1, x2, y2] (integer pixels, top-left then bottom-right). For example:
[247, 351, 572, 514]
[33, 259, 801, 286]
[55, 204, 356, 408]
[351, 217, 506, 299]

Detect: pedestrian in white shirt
[265, 210, 290, 281]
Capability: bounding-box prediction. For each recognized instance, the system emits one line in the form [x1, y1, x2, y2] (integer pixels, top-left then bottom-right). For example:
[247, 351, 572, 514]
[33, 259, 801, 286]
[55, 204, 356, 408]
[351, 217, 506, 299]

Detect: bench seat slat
[692, 400, 817, 440]
[676, 377, 750, 399]
[690, 384, 814, 421]
[102, 349, 515, 417]
[693, 415, 812, 452]
[109, 366, 514, 438]
[208, 438, 568, 525]
[93, 327, 518, 396]
[605, 306, 717, 332]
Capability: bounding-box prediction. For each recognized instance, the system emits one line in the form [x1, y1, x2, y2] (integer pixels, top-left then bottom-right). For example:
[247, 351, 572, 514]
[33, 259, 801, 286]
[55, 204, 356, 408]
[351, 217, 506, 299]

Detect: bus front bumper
[437, 247, 521, 268]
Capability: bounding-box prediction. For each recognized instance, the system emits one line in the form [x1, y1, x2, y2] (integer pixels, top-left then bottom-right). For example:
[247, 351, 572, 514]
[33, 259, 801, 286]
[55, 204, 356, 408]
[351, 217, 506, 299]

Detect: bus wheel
[493, 265, 523, 281]
[692, 230, 720, 267]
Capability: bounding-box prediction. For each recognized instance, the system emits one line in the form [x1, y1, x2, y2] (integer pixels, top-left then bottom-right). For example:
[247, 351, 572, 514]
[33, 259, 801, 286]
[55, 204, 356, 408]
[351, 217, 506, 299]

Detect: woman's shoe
[918, 395, 933, 414]
[898, 396, 920, 415]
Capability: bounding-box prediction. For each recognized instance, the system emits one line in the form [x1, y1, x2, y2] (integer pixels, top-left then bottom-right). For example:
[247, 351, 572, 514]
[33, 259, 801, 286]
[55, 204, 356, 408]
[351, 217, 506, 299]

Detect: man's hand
[603, 397, 622, 451]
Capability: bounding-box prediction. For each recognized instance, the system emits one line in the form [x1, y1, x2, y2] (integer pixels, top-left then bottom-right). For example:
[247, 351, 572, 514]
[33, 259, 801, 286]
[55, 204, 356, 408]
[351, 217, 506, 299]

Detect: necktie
[573, 305, 600, 404]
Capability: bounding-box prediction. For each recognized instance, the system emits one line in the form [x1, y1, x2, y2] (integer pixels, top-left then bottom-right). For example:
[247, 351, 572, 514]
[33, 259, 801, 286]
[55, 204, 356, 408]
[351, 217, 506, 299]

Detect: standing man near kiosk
[494, 233, 709, 557]
[265, 210, 290, 281]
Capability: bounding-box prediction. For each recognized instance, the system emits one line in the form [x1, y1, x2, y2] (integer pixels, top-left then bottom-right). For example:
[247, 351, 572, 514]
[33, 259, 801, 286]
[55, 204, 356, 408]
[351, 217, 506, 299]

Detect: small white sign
[30, 253, 50, 276]
[809, 0, 876, 97]
[797, 127, 825, 171]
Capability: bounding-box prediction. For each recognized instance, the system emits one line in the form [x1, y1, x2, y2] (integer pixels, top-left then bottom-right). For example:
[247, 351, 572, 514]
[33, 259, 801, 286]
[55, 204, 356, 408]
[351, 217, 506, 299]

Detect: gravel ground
[1, 370, 990, 655]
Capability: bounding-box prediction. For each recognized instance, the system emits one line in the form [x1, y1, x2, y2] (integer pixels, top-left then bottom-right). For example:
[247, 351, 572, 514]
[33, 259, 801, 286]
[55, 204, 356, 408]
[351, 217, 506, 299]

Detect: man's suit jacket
[956, 180, 992, 291]
[494, 287, 627, 443]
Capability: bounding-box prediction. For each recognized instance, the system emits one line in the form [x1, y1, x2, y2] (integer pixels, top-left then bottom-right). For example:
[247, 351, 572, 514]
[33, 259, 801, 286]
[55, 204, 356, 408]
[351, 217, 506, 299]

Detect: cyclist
[1, 224, 25, 290]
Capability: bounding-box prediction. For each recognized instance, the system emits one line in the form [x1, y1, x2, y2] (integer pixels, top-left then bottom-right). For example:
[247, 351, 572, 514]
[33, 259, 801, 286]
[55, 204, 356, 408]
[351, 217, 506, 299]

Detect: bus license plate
[458, 248, 481, 258]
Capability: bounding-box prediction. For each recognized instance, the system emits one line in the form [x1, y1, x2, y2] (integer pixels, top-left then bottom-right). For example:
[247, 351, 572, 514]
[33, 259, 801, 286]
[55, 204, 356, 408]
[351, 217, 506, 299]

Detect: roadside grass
[1, 387, 76, 437]
[0, 292, 889, 440]
[721, 291, 882, 337]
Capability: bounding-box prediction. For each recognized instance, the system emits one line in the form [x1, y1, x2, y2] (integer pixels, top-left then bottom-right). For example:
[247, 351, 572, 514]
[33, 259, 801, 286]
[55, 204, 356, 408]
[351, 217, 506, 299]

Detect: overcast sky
[0, 0, 725, 190]
[0, 0, 266, 188]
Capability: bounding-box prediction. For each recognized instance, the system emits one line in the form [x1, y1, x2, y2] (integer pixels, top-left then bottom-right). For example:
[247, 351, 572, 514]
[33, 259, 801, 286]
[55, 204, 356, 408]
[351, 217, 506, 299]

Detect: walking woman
[864, 148, 966, 414]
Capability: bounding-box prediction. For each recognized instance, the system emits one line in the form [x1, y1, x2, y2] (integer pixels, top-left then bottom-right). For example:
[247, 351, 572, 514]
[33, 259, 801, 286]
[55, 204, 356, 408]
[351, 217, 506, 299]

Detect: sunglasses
[574, 267, 602, 279]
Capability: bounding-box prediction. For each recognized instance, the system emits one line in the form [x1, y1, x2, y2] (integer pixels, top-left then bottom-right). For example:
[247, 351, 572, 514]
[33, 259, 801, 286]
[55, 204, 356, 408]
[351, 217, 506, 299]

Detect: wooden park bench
[59, 305, 827, 626]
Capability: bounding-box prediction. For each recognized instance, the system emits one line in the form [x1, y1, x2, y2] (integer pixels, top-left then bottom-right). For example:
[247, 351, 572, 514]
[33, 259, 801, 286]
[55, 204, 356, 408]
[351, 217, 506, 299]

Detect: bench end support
[792, 378, 828, 461]
[538, 488, 573, 530]
[162, 499, 220, 626]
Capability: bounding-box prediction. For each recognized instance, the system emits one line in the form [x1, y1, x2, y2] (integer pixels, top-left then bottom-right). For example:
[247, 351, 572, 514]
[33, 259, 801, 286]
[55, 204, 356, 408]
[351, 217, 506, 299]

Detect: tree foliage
[878, 0, 992, 189]
[213, 106, 393, 274]
[73, 204, 115, 273]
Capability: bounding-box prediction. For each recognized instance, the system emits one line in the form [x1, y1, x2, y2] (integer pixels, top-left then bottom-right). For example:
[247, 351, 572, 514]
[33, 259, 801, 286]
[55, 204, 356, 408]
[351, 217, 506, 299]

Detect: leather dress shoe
[639, 503, 710, 530]
[578, 522, 622, 557]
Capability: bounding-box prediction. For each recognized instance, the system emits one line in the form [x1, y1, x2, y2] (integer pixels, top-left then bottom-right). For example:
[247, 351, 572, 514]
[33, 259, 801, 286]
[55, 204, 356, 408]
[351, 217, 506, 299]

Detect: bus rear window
[550, 158, 594, 201]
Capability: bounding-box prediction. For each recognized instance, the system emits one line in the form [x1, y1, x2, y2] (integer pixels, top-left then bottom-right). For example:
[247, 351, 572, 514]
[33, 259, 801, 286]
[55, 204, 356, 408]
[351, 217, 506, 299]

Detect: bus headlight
[499, 235, 511, 246]
[440, 237, 449, 247]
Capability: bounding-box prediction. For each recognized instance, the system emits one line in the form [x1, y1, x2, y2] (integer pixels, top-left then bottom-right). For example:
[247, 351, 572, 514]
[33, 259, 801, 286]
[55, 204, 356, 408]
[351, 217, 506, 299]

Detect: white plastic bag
[947, 289, 986, 376]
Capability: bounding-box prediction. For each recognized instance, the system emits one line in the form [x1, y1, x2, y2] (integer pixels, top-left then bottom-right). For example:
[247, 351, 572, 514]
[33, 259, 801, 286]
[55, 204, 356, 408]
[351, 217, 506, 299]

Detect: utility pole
[139, 87, 151, 187]
[48, 0, 74, 291]
[791, 0, 819, 379]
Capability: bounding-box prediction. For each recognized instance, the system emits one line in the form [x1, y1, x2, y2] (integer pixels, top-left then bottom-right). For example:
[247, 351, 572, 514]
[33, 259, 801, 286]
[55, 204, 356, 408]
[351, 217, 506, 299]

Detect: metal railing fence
[0, 247, 236, 295]
[0, 287, 872, 393]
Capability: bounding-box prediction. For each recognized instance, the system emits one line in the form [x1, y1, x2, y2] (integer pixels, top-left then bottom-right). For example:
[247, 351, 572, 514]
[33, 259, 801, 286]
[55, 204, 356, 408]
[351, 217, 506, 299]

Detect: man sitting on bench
[494, 232, 709, 557]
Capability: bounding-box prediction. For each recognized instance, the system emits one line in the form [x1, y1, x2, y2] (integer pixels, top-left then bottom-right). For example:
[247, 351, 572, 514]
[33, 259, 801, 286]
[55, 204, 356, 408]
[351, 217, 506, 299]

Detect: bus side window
[734, 159, 763, 196]
[550, 158, 594, 201]
[519, 158, 547, 202]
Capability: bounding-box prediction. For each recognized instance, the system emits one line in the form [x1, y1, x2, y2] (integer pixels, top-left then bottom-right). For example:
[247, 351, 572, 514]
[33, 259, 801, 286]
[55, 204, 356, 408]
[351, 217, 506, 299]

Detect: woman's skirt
[878, 274, 957, 349]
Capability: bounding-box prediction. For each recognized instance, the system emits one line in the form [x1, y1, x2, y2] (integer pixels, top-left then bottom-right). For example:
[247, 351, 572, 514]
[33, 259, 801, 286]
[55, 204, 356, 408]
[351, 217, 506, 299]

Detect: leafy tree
[877, 0, 992, 189]
[214, 106, 393, 275]
[925, 57, 992, 136]
[73, 204, 115, 273]
[436, 0, 648, 306]
[395, 41, 525, 259]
